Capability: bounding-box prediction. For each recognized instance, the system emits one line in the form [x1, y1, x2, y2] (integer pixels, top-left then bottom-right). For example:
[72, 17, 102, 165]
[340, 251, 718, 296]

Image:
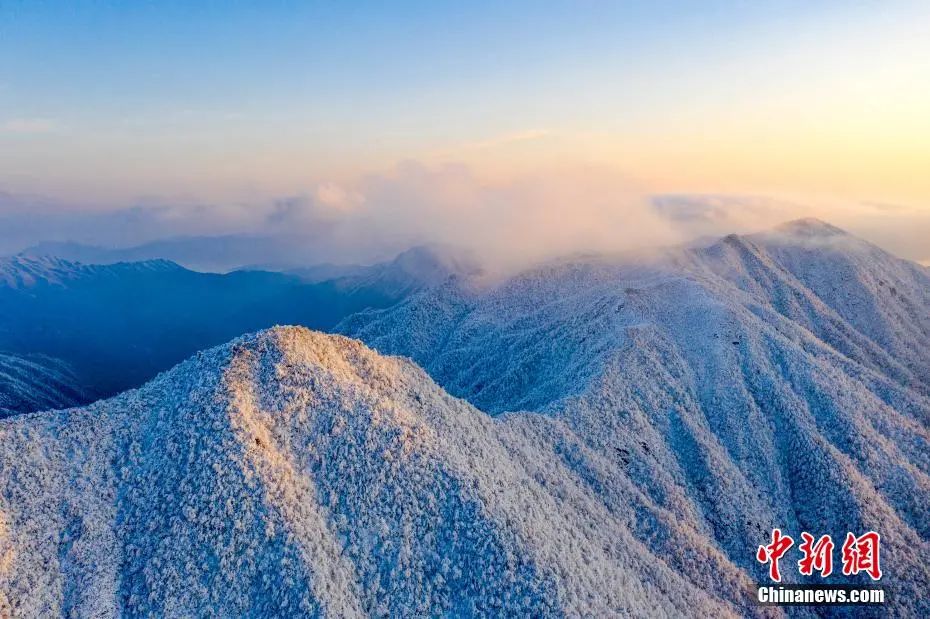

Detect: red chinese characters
[841, 531, 882, 581]
[757, 528, 794, 582]
[797, 533, 834, 577]
[757, 529, 883, 582]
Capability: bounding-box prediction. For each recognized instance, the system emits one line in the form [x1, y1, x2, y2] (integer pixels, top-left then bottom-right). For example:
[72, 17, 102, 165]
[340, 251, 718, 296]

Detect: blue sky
[4, 2, 810, 114]
[1, 1, 929, 262]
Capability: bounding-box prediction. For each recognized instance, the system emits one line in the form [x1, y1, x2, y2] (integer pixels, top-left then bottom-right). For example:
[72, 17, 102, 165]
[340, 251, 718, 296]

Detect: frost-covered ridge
[1, 220, 929, 617]
[338, 220, 930, 616]
[0, 254, 181, 289]
[0, 327, 743, 617]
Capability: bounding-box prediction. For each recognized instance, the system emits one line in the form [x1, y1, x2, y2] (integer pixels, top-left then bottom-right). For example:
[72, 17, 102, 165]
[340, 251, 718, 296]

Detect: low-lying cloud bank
[2, 162, 928, 270]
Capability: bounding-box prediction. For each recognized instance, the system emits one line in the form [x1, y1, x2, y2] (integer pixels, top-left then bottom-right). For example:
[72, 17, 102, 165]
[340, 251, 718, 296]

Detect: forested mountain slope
[0, 352, 88, 418]
[1, 220, 928, 616]
[339, 219, 930, 615]
[1, 327, 750, 617]
[0, 248, 466, 410]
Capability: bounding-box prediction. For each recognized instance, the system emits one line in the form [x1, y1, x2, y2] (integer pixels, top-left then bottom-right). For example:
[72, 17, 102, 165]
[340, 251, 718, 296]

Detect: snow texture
[2, 328, 743, 617]
[1, 219, 928, 617]
[339, 218, 930, 616]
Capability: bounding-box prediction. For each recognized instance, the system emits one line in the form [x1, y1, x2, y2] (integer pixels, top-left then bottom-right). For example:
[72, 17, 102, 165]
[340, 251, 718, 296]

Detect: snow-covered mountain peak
[222, 325, 424, 406]
[773, 216, 848, 238]
[0, 253, 84, 287]
[0, 326, 749, 616]
[335, 221, 930, 616]
[2, 220, 929, 616]
[0, 253, 184, 289]
[387, 244, 483, 283]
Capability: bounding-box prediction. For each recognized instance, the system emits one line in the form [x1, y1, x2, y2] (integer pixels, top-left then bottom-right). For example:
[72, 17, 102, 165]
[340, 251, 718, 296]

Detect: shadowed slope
[0, 249, 462, 412]
[0, 353, 89, 418]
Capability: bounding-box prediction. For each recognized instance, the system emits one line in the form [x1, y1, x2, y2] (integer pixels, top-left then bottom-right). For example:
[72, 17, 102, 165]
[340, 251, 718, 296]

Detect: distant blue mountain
[21, 235, 316, 273]
[0, 246, 475, 411]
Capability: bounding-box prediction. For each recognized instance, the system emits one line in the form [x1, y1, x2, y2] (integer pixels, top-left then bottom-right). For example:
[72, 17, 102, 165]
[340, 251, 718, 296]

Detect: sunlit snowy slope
[2, 327, 749, 617]
[339, 219, 930, 615]
[1, 220, 928, 617]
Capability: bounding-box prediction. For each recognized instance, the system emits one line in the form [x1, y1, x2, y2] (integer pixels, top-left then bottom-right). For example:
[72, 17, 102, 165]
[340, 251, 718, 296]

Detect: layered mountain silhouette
[0, 246, 472, 410]
[0, 220, 928, 616]
[284, 245, 482, 295]
[22, 236, 482, 277]
[22, 235, 322, 273]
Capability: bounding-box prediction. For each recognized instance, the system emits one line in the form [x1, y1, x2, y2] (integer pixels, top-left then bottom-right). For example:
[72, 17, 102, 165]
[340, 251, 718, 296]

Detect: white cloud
[314, 183, 363, 213]
[291, 161, 681, 269]
[4, 162, 929, 268]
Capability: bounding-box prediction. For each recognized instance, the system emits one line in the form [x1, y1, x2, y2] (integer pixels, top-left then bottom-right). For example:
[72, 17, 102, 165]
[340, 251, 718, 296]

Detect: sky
[1, 1, 929, 264]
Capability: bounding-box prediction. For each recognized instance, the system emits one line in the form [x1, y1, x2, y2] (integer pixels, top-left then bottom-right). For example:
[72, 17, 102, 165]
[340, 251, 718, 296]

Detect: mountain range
[0, 219, 928, 616]
[20, 235, 321, 273]
[0, 246, 474, 409]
